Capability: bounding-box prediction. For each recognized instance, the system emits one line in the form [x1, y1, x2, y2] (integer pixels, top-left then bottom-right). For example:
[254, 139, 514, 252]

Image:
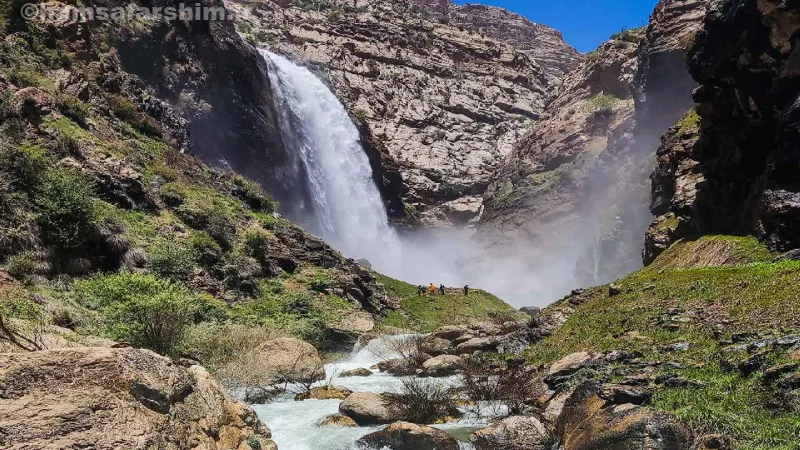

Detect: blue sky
[454, 0, 659, 53]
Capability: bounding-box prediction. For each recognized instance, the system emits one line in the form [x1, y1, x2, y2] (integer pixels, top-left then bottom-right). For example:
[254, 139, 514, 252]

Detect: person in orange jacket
[429, 283, 436, 296]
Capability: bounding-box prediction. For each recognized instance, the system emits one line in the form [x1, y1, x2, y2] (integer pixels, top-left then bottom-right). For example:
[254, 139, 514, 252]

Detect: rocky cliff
[408, 0, 582, 80]
[478, 0, 709, 291]
[646, 0, 800, 262]
[227, 0, 579, 228]
[478, 30, 643, 291]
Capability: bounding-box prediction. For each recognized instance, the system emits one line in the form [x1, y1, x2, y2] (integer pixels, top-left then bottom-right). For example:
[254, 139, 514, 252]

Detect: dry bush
[460, 355, 543, 415]
[388, 377, 460, 424]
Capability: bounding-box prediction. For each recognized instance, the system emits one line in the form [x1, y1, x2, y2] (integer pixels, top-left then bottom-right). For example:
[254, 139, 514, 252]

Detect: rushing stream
[252, 335, 501, 450]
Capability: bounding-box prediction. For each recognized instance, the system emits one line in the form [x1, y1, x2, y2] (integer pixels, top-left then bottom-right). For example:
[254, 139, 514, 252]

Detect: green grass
[648, 235, 775, 271]
[652, 364, 800, 450]
[375, 274, 516, 332]
[525, 237, 800, 448]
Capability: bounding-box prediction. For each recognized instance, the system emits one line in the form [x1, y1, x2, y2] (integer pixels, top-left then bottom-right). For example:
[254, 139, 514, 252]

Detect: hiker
[439, 284, 445, 295]
[417, 285, 425, 297]
[464, 285, 469, 296]
[429, 283, 436, 296]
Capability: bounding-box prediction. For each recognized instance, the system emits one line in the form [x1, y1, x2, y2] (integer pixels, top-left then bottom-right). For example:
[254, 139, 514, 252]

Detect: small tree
[33, 168, 97, 251]
[388, 377, 460, 424]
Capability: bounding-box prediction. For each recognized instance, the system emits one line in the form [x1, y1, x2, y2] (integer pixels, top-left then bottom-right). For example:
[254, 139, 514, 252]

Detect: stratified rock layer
[228, 0, 579, 228]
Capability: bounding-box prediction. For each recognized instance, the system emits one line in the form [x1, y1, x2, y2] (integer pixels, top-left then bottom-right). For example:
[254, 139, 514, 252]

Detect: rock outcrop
[408, 0, 582, 80]
[646, 0, 800, 261]
[228, 0, 578, 228]
[0, 347, 277, 450]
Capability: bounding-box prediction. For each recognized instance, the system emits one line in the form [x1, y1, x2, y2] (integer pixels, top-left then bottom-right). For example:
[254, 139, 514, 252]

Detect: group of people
[417, 283, 470, 297]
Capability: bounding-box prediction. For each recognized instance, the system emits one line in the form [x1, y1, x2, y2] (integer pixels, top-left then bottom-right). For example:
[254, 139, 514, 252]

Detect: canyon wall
[227, 0, 579, 228]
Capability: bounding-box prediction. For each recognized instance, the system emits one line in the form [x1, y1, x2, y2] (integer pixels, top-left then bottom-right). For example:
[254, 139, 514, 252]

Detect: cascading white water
[262, 50, 403, 271]
[253, 335, 493, 450]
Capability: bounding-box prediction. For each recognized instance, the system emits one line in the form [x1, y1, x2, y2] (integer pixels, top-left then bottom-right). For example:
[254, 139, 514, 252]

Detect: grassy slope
[526, 235, 800, 449]
[375, 273, 516, 332]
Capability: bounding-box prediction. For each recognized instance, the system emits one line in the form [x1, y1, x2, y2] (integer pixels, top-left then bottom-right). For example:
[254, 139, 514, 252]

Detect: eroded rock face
[0, 347, 277, 450]
[227, 0, 578, 228]
[646, 0, 800, 260]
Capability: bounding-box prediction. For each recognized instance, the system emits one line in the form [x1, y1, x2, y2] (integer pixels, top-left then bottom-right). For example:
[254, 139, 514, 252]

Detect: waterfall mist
[262, 50, 650, 308]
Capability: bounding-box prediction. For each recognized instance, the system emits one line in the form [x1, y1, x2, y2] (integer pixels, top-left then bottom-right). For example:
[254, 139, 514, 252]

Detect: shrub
[190, 231, 223, 267]
[231, 175, 276, 213]
[56, 95, 89, 127]
[147, 239, 196, 282]
[33, 167, 97, 251]
[242, 227, 271, 262]
[610, 27, 644, 43]
[106, 93, 160, 136]
[0, 143, 45, 191]
[0, 286, 44, 351]
[353, 108, 369, 124]
[585, 93, 619, 117]
[74, 273, 205, 355]
[175, 199, 236, 249]
[388, 378, 459, 424]
[4, 251, 39, 282]
[460, 355, 542, 415]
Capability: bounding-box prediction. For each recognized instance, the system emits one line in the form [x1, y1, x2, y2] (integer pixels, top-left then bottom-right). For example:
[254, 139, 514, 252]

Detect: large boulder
[563, 403, 692, 450]
[419, 337, 453, 356]
[257, 337, 325, 383]
[455, 337, 499, 355]
[340, 368, 373, 377]
[0, 347, 277, 450]
[339, 392, 403, 425]
[318, 414, 357, 428]
[471, 415, 550, 450]
[421, 355, 463, 377]
[357, 421, 459, 450]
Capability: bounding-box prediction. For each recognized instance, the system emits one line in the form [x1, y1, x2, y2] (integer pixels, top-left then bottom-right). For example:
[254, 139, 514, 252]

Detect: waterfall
[261, 50, 402, 271]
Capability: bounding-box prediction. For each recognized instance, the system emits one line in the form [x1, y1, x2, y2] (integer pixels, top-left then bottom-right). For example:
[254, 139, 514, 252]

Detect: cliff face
[478, 32, 643, 291]
[227, 0, 579, 228]
[408, 0, 582, 80]
[477, 0, 709, 290]
[646, 0, 800, 262]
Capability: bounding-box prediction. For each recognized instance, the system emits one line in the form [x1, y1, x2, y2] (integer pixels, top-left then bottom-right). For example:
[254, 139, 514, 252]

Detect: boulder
[0, 347, 277, 450]
[432, 325, 471, 341]
[421, 355, 463, 377]
[377, 357, 420, 376]
[471, 415, 550, 450]
[545, 352, 595, 387]
[257, 337, 325, 383]
[318, 414, 357, 427]
[419, 337, 452, 356]
[339, 392, 403, 425]
[295, 385, 352, 401]
[358, 421, 459, 450]
[455, 337, 498, 355]
[340, 368, 373, 377]
[326, 310, 376, 349]
[563, 404, 692, 450]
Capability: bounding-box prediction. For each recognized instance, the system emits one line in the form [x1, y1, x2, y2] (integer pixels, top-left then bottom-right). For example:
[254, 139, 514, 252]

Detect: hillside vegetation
[528, 236, 800, 449]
